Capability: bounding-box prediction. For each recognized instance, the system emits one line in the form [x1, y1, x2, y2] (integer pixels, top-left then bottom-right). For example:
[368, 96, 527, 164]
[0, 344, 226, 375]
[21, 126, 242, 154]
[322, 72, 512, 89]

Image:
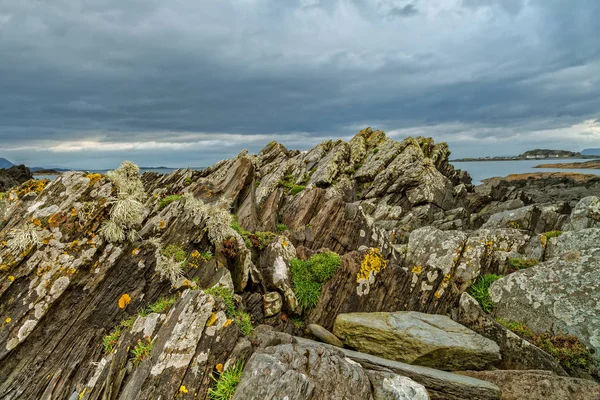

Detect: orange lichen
[31, 218, 42, 227]
[224, 319, 233, 327]
[5, 317, 11, 323]
[159, 220, 166, 229]
[71, 208, 77, 217]
[356, 248, 387, 282]
[118, 293, 131, 309]
[7, 275, 14, 282]
[215, 363, 224, 373]
[411, 265, 422, 274]
[179, 386, 189, 394]
[206, 312, 218, 327]
[86, 173, 102, 186]
[132, 248, 140, 256]
[14, 179, 48, 198]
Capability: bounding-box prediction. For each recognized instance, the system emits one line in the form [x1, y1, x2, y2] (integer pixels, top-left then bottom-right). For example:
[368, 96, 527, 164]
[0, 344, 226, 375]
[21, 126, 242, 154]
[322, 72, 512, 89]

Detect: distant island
[452, 148, 600, 162]
[534, 159, 600, 169]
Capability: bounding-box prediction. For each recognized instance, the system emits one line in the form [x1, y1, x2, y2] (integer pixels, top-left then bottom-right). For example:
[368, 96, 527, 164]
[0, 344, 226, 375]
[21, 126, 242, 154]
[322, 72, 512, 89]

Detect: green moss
[468, 274, 503, 313]
[208, 360, 245, 400]
[231, 217, 277, 250]
[162, 244, 187, 263]
[497, 318, 593, 373]
[184, 177, 193, 186]
[291, 316, 304, 329]
[373, 148, 379, 154]
[200, 250, 214, 261]
[507, 257, 538, 273]
[289, 185, 305, 195]
[279, 174, 305, 195]
[543, 230, 563, 239]
[276, 223, 288, 232]
[130, 337, 154, 365]
[290, 252, 341, 311]
[159, 194, 183, 209]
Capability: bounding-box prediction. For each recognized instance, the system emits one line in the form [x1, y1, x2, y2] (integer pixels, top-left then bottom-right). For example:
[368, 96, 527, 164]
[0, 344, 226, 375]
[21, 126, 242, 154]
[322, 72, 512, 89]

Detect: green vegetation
[162, 244, 187, 263]
[200, 250, 214, 261]
[290, 251, 341, 311]
[159, 194, 183, 209]
[130, 337, 154, 365]
[208, 360, 245, 400]
[542, 230, 563, 239]
[497, 318, 593, 372]
[204, 286, 254, 335]
[184, 177, 193, 186]
[145, 295, 178, 315]
[279, 174, 305, 195]
[231, 217, 277, 250]
[468, 274, 503, 313]
[507, 258, 538, 273]
[291, 316, 304, 330]
[276, 223, 288, 232]
[102, 326, 122, 354]
[372, 148, 379, 154]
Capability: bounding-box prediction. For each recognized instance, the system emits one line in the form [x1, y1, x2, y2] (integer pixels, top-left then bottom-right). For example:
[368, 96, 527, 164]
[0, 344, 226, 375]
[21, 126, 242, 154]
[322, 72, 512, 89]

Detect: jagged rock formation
[0, 165, 33, 192]
[0, 129, 599, 399]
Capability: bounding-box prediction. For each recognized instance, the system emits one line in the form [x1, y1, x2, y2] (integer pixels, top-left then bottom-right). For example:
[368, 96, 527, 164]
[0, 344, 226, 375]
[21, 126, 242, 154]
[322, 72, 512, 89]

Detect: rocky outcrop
[0, 165, 33, 192]
[333, 312, 500, 371]
[457, 370, 600, 400]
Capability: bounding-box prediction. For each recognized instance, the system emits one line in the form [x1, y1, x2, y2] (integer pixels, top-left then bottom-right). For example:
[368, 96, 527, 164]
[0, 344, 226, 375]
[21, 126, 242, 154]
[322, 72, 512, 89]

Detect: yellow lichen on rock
[356, 248, 387, 283]
[86, 173, 102, 186]
[118, 293, 131, 309]
[206, 312, 218, 327]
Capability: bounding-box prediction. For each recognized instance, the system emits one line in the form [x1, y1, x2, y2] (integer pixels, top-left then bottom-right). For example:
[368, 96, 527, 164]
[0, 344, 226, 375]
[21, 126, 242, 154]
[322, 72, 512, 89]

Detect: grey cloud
[0, 0, 599, 168]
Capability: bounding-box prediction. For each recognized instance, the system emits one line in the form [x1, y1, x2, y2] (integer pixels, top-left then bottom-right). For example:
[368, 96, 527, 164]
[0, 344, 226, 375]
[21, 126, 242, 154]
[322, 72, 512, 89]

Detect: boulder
[489, 251, 600, 361]
[367, 370, 430, 400]
[263, 291, 282, 317]
[333, 312, 501, 371]
[257, 236, 299, 313]
[566, 196, 600, 231]
[232, 342, 374, 400]
[481, 204, 568, 233]
[457, 370, 600, 400]
[307, 323, 344, 348]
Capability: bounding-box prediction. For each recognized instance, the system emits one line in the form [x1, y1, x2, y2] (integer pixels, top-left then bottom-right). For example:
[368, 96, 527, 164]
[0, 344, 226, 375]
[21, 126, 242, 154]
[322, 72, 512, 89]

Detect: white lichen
[101, 161, 147, 243]
[7, 223, 42, 253]
[183, 193, 235, 245]
[150, 238, 184, 285]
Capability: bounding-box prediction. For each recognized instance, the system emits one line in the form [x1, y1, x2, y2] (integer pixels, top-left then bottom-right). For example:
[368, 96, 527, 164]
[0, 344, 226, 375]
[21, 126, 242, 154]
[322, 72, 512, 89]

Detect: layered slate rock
[489, 250, 600, 361]
[0, 165, 33, 192]
[333, 312, 500, 371]
[457, 370, 600, 400]
[294, 338, 501, 400]
[232, 342, 374, 400]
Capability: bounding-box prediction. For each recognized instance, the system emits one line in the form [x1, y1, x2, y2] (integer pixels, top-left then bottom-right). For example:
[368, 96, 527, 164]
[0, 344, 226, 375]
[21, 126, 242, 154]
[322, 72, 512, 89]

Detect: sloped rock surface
[333, 312, 500, 371]
[457, 370, 600, 400]
[565, 196, 600, 231]
[453, 293, 566, 375]
[489, 250, 600, 361]
[368, 370, 430, 400]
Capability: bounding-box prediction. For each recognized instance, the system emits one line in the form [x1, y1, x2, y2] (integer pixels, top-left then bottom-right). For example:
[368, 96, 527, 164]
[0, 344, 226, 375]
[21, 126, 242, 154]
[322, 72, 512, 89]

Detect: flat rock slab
[457, 370, 600, 400]
[333, 311, 500, 371]
[295, 337, 501, 400]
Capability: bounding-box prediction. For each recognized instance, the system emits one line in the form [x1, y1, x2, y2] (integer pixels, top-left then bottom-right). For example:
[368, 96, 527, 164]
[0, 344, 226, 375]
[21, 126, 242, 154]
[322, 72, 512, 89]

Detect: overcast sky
[1, 0, 599, 169]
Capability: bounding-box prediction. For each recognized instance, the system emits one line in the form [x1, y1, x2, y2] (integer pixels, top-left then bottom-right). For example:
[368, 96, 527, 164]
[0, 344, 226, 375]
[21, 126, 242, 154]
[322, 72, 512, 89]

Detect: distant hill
[0, 158, 15, 169]
[582, 148, 600, 156]
[517, 149, 580, 158]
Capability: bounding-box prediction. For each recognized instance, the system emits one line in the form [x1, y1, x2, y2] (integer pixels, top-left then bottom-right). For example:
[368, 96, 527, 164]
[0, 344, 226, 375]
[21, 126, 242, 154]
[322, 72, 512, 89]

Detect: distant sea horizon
[32, 160, 600, 186]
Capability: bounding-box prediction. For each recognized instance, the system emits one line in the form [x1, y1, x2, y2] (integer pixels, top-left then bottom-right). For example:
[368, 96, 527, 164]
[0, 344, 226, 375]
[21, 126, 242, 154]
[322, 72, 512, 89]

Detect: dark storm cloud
[0, 0, 599, 168]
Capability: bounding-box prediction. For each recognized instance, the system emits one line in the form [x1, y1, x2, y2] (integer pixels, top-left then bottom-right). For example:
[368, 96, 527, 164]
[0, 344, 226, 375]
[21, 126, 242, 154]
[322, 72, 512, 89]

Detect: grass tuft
[208, 360, 245, 400]
[290, 251, 341, 311]
[130, 337, 154, 365]
[468, 273, 503, 313]
[507, 257, 538, 273]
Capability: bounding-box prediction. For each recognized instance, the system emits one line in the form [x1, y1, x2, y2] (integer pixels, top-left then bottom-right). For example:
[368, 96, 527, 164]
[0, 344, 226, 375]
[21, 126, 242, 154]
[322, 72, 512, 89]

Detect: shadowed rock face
[0, 165, 33, 192]
[0, 129, 598, 399]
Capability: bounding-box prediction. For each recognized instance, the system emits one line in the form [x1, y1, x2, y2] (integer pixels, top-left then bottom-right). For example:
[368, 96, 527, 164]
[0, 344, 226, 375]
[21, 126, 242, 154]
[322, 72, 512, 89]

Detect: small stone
[308, 324, 344, 348]
[263, 292, 282, 317]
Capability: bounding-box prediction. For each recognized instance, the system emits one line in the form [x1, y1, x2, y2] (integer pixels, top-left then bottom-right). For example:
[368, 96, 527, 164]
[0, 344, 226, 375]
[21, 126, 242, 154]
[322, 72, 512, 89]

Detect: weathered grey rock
[566, 196, 600, 231]
[457, 370, 600, 400]
[368, 370, 430, 400]
[333, 312, 501, 371]
[232, 342, 374, 400]
[490, 251, 600, 360]
[257, 236, 299, 313]
[481, 204, 568, 233]
[308, 323, 344, 348]
[0, 165, 33, 192]
[295, 338, 501, 400]
[453, 293, 566, 375]
[545, 228, 600, 259]
[263, 291, 282, 317]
